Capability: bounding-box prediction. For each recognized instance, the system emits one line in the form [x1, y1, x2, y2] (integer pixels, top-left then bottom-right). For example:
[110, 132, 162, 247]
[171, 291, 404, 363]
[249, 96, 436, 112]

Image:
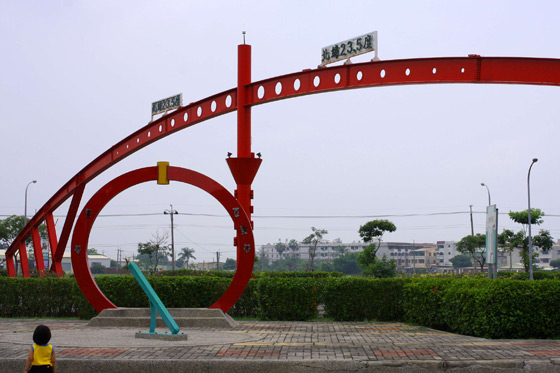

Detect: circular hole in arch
[126, 144, 129, 149]
[211, 101, 217, 112]
[225, 95, 232, 108]
[334, 73, 341, 84]
[116, 151, 119, 155]
[313, 76, 320, 87]
[257, 86, 265, 99]
[356, 71, 363, 81]
[159, 125, 163, 132]
[136, 138, 140, 143]
[405, 68, 411, 76]
[380, 69, 386, 78]
[184, 112, 188, 122]
[293, 78, 301, 91]
[275, 82, 282, 95]
[197, 106, 202, 117]
[461, 68, 465, 73]
[432, 67, 437, 74]
[171, 119, 175, 127]
[148, 131, 151, 138]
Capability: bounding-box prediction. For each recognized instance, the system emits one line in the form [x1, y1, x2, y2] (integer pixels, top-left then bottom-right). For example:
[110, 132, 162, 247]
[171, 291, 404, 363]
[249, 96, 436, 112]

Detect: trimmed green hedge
[2, 275, 560, 339]
[441, 279, 560, 338]
[402, 278, 456, 330]
[257, 277, 322, 321]
[0, 277, 84, 318]
[322, 278, 409, 321]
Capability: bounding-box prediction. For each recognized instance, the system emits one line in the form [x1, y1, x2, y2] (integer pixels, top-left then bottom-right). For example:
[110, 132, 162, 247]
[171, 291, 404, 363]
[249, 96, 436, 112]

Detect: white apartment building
[259, 237, 560, 271]
[260, 241, 437, 270]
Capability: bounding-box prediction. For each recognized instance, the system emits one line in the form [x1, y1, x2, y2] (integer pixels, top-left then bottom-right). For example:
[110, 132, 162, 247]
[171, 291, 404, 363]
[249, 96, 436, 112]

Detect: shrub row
[154, 270, 343, 278]
[0, 277, 83, 318]
[2, 275, 560, 338]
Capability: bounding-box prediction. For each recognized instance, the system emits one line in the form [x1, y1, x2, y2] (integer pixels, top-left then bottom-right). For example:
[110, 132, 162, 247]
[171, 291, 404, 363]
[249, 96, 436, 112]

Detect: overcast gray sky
[1, 0, 559, 263]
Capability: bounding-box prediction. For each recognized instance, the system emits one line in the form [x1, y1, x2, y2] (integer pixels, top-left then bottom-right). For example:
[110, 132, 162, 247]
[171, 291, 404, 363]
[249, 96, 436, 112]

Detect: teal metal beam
[128, 262, 180, 335]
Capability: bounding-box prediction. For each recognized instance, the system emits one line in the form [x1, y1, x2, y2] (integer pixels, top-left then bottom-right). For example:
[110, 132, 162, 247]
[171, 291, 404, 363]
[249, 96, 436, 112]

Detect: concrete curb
[4, 359, 560, 373]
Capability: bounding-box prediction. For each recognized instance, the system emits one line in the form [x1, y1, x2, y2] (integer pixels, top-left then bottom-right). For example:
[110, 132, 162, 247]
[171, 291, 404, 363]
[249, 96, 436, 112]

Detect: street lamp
[17, 180, 37, 276]
[164, 204, 178, 270]
[527, 158, 538, 281]
[480, 183, 491, 206]
[24, 180, 37, 225]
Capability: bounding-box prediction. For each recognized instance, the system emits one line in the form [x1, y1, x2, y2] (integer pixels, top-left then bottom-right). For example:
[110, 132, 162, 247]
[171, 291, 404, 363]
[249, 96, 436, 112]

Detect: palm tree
[178, 247, 196, 269]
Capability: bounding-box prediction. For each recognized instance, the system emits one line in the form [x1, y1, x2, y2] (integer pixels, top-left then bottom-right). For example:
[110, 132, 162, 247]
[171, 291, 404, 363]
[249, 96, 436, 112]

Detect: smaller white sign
[321, 31, 378, 66]
[485, 205, 498, 264]
[152, 94, 182, 116]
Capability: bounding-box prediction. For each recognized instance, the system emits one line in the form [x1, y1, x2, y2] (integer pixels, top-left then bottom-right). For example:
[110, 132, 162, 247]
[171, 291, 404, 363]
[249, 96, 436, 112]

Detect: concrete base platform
[135, 331, 189, 341]
[87, 307, 239, 329]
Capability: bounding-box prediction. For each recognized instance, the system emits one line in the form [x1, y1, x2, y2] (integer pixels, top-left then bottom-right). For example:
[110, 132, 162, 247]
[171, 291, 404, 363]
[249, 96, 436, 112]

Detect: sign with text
[152, 94, 182, 116]
[485, 205, 498, 264]
[321, 31, 378, 66]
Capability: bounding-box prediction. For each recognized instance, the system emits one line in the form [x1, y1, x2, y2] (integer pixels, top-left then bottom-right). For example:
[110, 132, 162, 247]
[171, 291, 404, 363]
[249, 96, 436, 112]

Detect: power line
[3, 211, 559, 219]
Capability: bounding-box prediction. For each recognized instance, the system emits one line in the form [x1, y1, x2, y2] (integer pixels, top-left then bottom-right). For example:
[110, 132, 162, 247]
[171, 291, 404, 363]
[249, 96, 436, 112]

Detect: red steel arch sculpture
[6, 43, 560, 312]
[71, 165, 254, 312]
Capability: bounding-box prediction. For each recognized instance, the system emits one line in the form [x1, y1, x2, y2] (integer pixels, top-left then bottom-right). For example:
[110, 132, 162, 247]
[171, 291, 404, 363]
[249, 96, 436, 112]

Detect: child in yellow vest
[24, 325, 56, 373]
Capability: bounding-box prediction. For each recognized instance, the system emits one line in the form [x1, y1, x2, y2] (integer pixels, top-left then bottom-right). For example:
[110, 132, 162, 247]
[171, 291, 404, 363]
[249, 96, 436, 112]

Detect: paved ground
[2, 318, 560, 372]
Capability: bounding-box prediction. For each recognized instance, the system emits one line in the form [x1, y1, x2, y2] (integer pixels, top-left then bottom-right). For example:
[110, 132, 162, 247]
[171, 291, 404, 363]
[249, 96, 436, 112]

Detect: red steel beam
[7, 56, 560, 265]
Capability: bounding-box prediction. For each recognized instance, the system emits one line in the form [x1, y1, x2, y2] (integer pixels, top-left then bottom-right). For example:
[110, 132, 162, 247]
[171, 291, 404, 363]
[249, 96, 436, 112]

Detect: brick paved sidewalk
[1, 318, 560, 372]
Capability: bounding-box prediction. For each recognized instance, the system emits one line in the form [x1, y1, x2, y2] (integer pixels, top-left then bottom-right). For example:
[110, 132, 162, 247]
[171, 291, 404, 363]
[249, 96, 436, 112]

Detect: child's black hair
[33, 325, 51, 346]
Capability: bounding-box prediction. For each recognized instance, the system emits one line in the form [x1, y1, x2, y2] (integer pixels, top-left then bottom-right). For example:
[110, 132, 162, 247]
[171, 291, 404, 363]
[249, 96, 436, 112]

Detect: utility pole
[469, 205, 474, 236]
[216, 251, 220, 271]
[164, 204, 178, 270]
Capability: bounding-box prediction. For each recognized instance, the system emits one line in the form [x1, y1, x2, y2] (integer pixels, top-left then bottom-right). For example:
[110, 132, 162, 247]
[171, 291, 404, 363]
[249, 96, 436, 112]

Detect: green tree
[288, 239, 299, 257]
[87, 248, 100, 255]
[550, 258, 560, 269]
[137, 232, 169, 273]
[362, 255, 397, 278]
[498, 229, 524, 270]
[303, 227, 328, 271]
[177, 247, 196, 269]
[333, 252, 362, 275]
[223, 258, 237, 270]
[356, 244, 377, 268]
[334, 245, 347, 257]
[0, 215, 47, 246]
[318, 261, 334, 272]
[449, 254, 472, 269]
[0, 215, 48, 276]
[90, 262, 106, 274]
[507, 209, 554, 273]
[508, 208, 545, 227]
[358, 219, 396, 260]
[275, 239, 287, 259]
[532, 229, 554, 266]
[456, 234, 487, 271]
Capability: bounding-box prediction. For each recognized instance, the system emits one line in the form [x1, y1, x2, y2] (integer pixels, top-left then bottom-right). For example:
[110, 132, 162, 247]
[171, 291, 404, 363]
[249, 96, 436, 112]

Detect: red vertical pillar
[227, 43, 261, 228]
[237, 43, 251, 160]
[227, 43, 261, 253]
[6, 254, 15, 277]
[236, 43, 254, 220]
[46, 213, 63, 276]
[32, 227, 45, 276]
[19, 241, 30, 278]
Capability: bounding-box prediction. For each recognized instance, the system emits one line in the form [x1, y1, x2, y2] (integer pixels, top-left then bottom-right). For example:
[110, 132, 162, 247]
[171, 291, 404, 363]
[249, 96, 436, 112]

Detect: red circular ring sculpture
[71, 166, 255, 313]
